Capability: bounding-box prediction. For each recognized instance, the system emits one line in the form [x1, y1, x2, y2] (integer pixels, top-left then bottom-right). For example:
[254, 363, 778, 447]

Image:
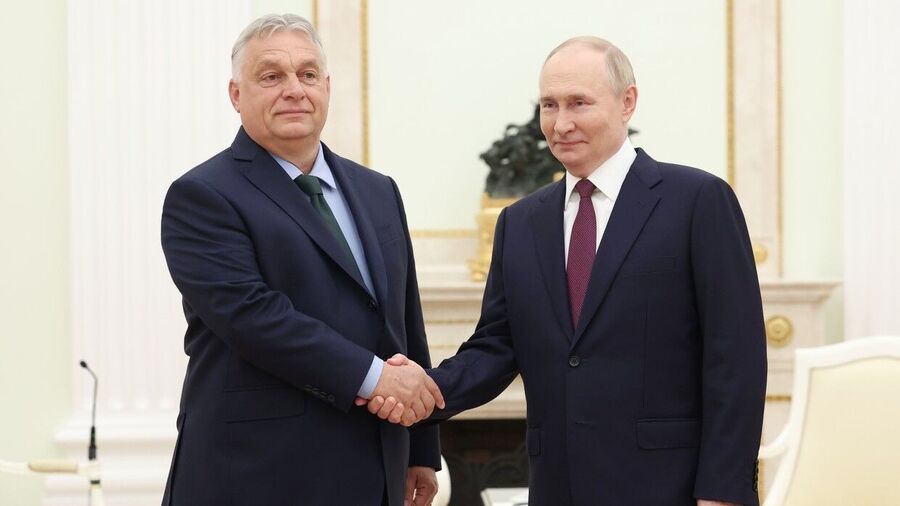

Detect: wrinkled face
[228, 30, 330, 151]
[539, 45, 636, 177]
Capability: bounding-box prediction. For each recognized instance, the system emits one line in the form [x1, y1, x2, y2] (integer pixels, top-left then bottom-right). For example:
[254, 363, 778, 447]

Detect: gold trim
[765, 315, 794, 348]
[470, 194, 519, 281]
[752, 242, 769, 265]
[411, 229, 478, 239]
[311, 0, 319, 29]
[360, 0, 370, 166]
[765, 394, 792, 402]
[776, 0, 784, 277]
[726, 0, 735, 188]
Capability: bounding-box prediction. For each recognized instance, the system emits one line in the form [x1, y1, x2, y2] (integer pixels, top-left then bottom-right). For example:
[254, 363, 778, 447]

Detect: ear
[622, 84, 638, 122]
[325, 73, 331, 96]
[228, 79, 240, 113]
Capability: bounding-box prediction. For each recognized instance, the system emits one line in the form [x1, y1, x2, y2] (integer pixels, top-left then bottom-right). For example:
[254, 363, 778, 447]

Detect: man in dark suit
[366, 37, 767, 505]
[160, 14, 443, 506]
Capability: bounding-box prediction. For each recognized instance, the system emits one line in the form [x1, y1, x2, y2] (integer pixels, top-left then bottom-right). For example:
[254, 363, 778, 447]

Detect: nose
[553, 111, 575, 136]
[281, 74, 306, 100]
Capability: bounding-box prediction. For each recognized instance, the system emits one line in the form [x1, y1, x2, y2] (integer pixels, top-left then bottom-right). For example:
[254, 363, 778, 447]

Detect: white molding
[843, 0, 900, 340]
[55, 1, 252, 504]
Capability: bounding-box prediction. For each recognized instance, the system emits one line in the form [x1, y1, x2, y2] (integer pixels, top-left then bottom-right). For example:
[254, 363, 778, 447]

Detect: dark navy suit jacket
[160, 128, 439, 506]
[429, 149, 766, 506]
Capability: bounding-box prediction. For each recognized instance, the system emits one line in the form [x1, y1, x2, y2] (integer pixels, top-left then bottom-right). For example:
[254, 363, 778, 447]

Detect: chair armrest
[759, 427, 790, 460]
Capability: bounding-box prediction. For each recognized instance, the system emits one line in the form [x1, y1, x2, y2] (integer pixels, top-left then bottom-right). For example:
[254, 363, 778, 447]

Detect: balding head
[544, 36, 635, 96]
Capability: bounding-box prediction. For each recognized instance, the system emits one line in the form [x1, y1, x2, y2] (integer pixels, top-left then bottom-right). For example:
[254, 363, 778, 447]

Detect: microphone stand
[79, 361, 102, 505]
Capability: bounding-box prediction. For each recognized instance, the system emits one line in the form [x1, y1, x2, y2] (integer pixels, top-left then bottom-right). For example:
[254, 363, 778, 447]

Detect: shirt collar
[270, 143, 336, 190]
[564, 137, 637, 211]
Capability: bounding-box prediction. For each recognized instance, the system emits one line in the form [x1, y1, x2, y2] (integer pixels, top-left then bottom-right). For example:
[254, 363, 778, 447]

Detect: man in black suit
[161, 14, 443, 506]
[366, 37, 767, 506]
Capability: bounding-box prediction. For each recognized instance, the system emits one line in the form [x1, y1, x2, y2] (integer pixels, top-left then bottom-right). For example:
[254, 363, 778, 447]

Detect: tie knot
[574, 179, 596, 199]
[294, 174, 323, 196]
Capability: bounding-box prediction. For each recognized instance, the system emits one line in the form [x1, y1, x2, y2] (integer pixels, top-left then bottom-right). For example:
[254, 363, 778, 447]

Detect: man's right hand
[365, 354, 444, 426]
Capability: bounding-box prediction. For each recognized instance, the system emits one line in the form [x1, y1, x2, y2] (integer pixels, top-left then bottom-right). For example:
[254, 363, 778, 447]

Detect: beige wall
[253, 0, 312, 18]
[782, 0, 843, 341]
[0, 0, 71, 504]
[368, 0, 728, 230]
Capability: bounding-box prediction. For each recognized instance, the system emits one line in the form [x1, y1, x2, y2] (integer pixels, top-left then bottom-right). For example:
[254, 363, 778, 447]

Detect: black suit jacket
[160, 128, 439, 506]
[429, 149, 766, 506]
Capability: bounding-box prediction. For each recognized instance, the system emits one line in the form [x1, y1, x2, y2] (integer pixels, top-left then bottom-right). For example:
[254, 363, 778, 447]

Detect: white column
[50, 1, 251, 504]
[317, 0, 366, 164]
[732, 0, 783, 278]
[843, 0, 900, 339]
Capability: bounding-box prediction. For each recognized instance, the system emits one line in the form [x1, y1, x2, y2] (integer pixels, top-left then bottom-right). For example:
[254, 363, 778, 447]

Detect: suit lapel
[531, 180, 575, 338]
[571, 150, 662, 348]
[233, 129, 369, 294]
[323, 145, 389, 305]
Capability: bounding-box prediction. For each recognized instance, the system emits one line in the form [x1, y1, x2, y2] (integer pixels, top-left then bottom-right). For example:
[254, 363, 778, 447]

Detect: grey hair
[231, 14, 327, 81]
[545, 36, 635, 96]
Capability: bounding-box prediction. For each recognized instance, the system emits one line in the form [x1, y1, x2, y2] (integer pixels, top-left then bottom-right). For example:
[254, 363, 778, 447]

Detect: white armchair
[434, 455, 452, 506]
[759, 336, 900, 505]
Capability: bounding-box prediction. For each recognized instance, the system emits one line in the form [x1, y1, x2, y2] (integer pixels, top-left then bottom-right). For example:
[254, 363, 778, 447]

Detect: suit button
[368, 299, 378, 311]
[568, 356, 580, 367]
[327, 394, 335, 403]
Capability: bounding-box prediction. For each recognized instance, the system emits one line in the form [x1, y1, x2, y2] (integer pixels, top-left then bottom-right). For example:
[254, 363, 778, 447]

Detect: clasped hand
[354, 354, 443, 426]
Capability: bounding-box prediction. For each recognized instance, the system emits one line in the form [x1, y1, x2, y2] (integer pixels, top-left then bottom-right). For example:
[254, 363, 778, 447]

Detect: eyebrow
[252, 55, 321, 73]
[540, 93, 589, 102]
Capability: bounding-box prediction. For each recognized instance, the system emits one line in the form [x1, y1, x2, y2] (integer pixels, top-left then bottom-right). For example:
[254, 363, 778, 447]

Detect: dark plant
[480, 105, 561, 198]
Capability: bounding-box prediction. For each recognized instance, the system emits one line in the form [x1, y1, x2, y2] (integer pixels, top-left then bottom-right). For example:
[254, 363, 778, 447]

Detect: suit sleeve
[427, 208, 519, 420]
[690, 177, 767, 506]
[387, 178, 442, 470]
[161, 176, 374, 412]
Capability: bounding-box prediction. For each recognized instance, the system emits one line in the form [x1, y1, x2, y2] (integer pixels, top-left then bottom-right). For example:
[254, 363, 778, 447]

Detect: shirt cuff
[356, 356, 384, 399]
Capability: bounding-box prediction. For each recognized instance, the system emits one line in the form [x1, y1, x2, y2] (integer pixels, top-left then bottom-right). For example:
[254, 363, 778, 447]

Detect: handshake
[354, 354, 445, 427]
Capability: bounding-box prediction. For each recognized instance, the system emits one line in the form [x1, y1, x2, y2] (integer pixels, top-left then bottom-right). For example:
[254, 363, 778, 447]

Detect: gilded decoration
[766, 315, 794, 348]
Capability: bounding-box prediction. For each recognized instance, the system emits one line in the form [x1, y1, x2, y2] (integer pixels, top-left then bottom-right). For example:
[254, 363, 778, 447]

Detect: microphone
[79, 361, 98, 461]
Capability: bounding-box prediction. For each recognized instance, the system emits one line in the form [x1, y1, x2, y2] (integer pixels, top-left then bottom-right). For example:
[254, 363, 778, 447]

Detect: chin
[274, 125, 315, 140]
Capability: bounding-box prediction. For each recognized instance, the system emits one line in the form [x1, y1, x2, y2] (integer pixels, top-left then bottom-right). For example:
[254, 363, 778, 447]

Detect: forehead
[539, 45, 609, 95]
[244, 30, 323, 68]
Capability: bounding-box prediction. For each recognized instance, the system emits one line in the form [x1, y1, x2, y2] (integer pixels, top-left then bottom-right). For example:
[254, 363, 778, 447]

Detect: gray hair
[545, 36, 635, 96]
[231, 14, 327, 81]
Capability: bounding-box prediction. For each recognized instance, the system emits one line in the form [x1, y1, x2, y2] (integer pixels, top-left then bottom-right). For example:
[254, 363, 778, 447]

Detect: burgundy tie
[567, 179, 597, 327]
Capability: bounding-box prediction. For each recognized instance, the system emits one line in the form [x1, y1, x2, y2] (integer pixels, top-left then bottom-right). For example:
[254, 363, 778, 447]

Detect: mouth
[553, 140, 583, 148]
[275, 110, 312, 116]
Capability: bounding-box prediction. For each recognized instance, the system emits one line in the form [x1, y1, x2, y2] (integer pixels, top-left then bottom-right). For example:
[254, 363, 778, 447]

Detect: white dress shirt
[563, 138, 637, 266]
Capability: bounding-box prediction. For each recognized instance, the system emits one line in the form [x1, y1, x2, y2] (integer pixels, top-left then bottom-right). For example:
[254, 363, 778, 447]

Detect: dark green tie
[294, 175, 359, 272]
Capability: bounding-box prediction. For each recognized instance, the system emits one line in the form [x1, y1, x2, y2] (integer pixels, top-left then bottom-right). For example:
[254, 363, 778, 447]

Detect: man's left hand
[698, 501, 739, 506]
[406, 466, 439, 506]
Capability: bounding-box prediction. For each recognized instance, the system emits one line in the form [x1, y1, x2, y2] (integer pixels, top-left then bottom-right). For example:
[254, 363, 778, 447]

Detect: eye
[300, 70, 320, 84]
[540, 102, 556, 110]
[259, 73, 282, 87]
[574, 99, 586, 107]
